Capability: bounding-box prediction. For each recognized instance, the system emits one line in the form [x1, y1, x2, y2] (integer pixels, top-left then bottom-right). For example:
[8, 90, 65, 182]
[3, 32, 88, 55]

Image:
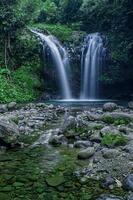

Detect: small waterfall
[81, 33, 106, 99]
[31, 30, 71, 99]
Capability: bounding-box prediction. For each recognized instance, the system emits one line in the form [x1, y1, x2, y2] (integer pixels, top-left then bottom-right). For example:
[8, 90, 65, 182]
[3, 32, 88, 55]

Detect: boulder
[7, 102, 17, 110]
[103, 102, 117, 112]
[87, 112, 101, 121]
[78, 147, 95, 159]
[0, 104, 8, 113]
[102, 148, 120, 159]
[0, 120, 19, 143]
[62, 116, 76, 130]
[100, 126, 120, 136]
[123, 174, 133, 191]
[89, 131, 101, 143]
[108, 113, 133, 122]
[74, 140, 92, 148]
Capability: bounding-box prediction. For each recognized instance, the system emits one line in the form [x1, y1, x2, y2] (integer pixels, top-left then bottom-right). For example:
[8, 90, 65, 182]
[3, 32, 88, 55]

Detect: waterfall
[31, 30, 71, 99]
[80, 33, 106, 99]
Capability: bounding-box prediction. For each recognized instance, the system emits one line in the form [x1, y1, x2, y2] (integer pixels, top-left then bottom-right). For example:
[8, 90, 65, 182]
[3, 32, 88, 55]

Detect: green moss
[93, 124, 104, 130]
[102, 115, 115, 124]
[114, 118, 130, 125]
[101, 133, 127, 147]
[102, 115, 130, 125]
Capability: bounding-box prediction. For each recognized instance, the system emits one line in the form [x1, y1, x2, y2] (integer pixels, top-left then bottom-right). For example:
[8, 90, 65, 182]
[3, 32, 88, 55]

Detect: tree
[58, 0, 82, 23]
[38, 0, 57, 23]
[0, 0, 26, 68]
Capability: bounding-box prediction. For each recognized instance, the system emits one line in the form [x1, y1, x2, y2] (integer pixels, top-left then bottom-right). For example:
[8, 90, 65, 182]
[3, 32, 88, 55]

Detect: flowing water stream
[81, 33, 106, 99]
[31, 30, 71, 99]
[32, 30, 106, 101]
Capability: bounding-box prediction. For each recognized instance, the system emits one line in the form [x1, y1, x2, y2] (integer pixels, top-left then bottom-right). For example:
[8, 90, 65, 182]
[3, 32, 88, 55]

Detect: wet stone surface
[0, 102, 133, 199]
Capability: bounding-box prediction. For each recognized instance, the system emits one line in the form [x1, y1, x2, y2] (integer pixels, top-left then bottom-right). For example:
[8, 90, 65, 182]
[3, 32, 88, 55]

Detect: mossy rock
[102, 115, 130, 126]
[114, 118, 130, 125]
[101, 134, 128, 147]
[102, 115, 115, 124]
[46, 174, 65, 187]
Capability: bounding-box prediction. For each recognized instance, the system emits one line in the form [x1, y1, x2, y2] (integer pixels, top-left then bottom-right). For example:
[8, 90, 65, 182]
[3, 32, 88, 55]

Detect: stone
[128, 102, 133, 109]
[7, 102, 17, 110]
[33, 129, 62, 146]
[108, 113, 133, 122]
[97, 195, 123, 200]
[127, 192, 133, 200]
[62, 116, 76, 130]
[100, 126, 120, 136]
[89, 131, 101, 143]
[47, 104, 54, 109]
[123, 174, 133, 191]
[0, 104, 8, 113]
[18, 115, 24, 120]
[87, 112, 101, 121]
[119, 126, 132, 135]
[103, 102, 117, 112]
[78, 147, 95, 159]
[19, 126, 25, 133]
[49, 135, 67, 146]
[0, 120, 19, 143]
[101, 176, 115, 189]
[46, 175, 65, 187]
[102, 148, 120, 159]
[74, 140, 92, 148]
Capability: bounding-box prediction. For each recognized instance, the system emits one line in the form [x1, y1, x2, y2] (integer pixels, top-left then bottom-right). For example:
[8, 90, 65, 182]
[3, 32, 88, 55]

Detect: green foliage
[0, 64, 42, 103]
[31, 23, 74, 42]
[57, 0, 82, 23]
[43, 0, 57, 23]
[101, 133, 127, 147]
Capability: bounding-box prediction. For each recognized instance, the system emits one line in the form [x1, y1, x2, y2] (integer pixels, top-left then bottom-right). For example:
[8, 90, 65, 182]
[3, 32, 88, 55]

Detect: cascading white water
[81, 33, 106, 99]
[31, 30, 71, 99]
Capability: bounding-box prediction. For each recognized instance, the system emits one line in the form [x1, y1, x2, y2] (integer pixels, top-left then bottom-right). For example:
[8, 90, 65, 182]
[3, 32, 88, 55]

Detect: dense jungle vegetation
[0, 0, 133, 102]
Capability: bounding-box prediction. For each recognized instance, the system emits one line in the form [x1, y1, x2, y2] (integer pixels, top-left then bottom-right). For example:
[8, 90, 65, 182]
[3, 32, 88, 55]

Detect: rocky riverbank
[0, 101, 133, 199]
